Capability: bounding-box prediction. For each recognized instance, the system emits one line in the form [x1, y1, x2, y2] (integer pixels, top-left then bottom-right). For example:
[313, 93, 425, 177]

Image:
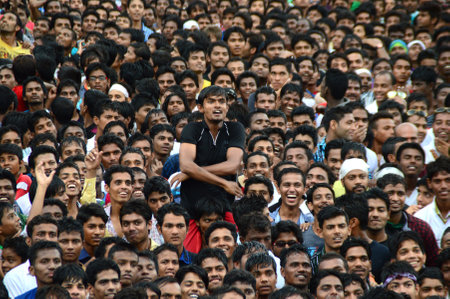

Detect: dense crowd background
[0, 0, 448, 298]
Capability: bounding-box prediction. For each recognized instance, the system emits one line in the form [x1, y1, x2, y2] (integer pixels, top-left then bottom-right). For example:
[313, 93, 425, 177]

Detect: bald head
[395, 122, 418, 143]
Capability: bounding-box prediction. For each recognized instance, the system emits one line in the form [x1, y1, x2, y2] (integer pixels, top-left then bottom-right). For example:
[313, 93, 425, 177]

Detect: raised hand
[85, 146, 102, 171]
[35, 161, 55, 187]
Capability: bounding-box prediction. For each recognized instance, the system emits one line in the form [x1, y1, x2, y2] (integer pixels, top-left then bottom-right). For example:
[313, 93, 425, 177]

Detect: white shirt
[16, 193, 31, 216]
[405, 187, 418, 207]
[3, 260, 37, 298]
[414, 200, 449, 247]
[268, 250, 285, 289]
[365, 147, 378, 177]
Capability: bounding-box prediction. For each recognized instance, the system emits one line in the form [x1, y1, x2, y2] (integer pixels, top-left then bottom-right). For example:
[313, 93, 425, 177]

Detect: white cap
[109, 83, 129, 98]
[183, 20, 200, 30]
[374, 167, 405, 180]
[339, 158, 369, 180]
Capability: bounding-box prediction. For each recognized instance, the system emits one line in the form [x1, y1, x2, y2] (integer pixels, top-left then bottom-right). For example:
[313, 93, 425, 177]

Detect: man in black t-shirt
[174, 86, 245, 217]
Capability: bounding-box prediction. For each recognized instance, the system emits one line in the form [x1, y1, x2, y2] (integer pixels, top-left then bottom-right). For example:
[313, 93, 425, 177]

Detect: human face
[372, 118, 395, 144]
[280, 92, 302, 117]
[334, 114, 356, 140]
[325, 149, 341, 178]
[60, 85, 79, 108]
[0, 13, 19, 34]
[214, 74, 234, 89]
[345, 80, 361, 102]
[188, 51, 206, 74]
[342, 170, 368, 194]
[272, 231, 300, 257]
[1, 247, 22, 274]
[239, 77, 257, 101]
[157, 73, 176, 96]
[419, 278, 447, 299]
[180, 272, 207, 299]
[250, 57, 270, 80]
[33, 19, 50, 38]
[344, 281, 365, 299]
[316, 275, 344, 299]
[63, 126, 85, 142]
[209, 46, 230, 69]
[428, 171, 450, 204]
[345, 246, 371, 280]
[42, 205, 64, 221]
[196, 213, 222, 237]
[0, 131, 22, 148]
[152, 131, 174, 157]
[33, 153, 58, 177]
[128, 0, 144, 22]
[89, 269, 121, 299]
[250, 264, 277, 297]
[111, 250, 138, 287]
[101, 144, 122, 170]
[282, 252, 312, 289]
[0, 68, 16, 89]
[147, 191, 172, 215]
[249, 113, 270, 131]
[367, 197, 389, 232]
[244, 228, 271, 249]
[24, 81, 46, 110]
[121, 212, 150, 247]
[245, 155, 270, 179]
[306, 167, 329, 190]
[105, 172, 132, 204]
[265, 41, 284, 60]
[208, 228, 236, 259]
[347, 53, 364, 71]
[330, 58, 348, 73]
[0, 207, 20, 239]
[34, 117, 57, 138]
[121, 153, 144, 170]
[58, 231, 83, 264]
[293, 41, 312, 58]
[373, 74, 393, 102]
[285, 148, 310, 173]
[160, 282, 182, 299]
[227, 32, 246, 57]
[387, 276, 418, 299]
[269, 65, 290, 91]
[416, 184, 434, 207]
[199, 95, 228, 124]
[246, 183, 271, 204]
[166, 96, 185, 118]
[159, 213, 187, 247]
[61, 142, 84, 162]
[269, 133, 285, 157]
[253, 140, 274, 163]
[88, 69, 109, 93]
[30, 248, 62, 285]
[255, 93, 276, 111]
[433, 112, 450, 142]
[157, 250, 179, 277]
[383, 183, 406, 214]
[83, 216, 106, 247]
[393, 59, 411, 85]
[396, 239, 426, 273]
[294, 134, 315, 152]
[61, 278, 88, 299]
[310, 187, 334, 216]
[231, 281, 256, 299]
[228, 61, 245, 79]
[318, 216, 350, 252]
[398, 148, 424, 177]
[130, 171, 146, 200]
[135, 256, 157, 282]
[292, 115, 314, 128]
[0, 153, 21, 177]
[201, 257, 227, 291]
[318, 258, 348, 273]
[179, 77, 198, 102]
[279, 173, 305, 208]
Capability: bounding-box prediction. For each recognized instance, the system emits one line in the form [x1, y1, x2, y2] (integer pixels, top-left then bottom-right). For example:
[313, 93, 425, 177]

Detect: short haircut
[426, 156, 450, 180]
[29, 240, 62, 266]
[245, 252, 276, 272]
[292, 125, 318, 147]
[310, 270, 344, 296]
[232, 241, 267, 264]
[340, 237, 371, 260]
[232, 194, 269, 229]
[396, 142, 425, 162]
[97, 133, 125, 152]
[306, 183, 335, 205]
[103, 165, 134, 186]
[244, 176, 274, 198]
[108, 242, 139, 260]
[86, 258, 121, 286]
[119, 199, 152, 223]
[94, 237, 125, 259]
[143, 176, 171, 199]
[380, 261, 417, 286]
[335, 193, 368, 230]
[76, 203, 108, 225]
[27, 214, 58, 239]
[389, 230, 425, 258]
[238, 212, 271, 239]
[0, 169, 16, 192]
[364, 187, 390, 211]
[276, 167, 306, 187]
[279, 243, 310, 268]
[53, 263, 88, 287]
[3, 236, 28, 263]
[376, 174, 406, 190]
[271, 220, 303, 245]
[317, 206, 348, 229]
[57, 217, 84, 240]
[205, 221, 238, 246]
[28, 145, 59, 170]
[155, 203, 189, 227]
[418, 267, 445, 286]
[322, 106, 351, 132]
[196, 248, 229, 271]
[223, 269, 256, 291]
[175, 265, 209, 289]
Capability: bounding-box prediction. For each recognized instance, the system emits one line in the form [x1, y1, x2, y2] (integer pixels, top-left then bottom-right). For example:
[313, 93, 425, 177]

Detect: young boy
[53, 263, 88, 299]
[0, 144, 30, 200]
[245, 252, 277, 299]
[1, 236, 28, 275]
[0, 202, 21, 246]
[131, 93, 158, 133]
[57, 217, 84, 265]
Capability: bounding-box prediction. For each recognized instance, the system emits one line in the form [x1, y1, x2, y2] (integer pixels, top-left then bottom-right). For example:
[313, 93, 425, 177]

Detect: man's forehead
[111, 172, 131, 180]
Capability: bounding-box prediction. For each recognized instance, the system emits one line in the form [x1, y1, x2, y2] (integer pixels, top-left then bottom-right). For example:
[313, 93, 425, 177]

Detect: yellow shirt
[0, 38, 30, 60]
[201, 79, 211, 91]
[333, 180, 346, 198]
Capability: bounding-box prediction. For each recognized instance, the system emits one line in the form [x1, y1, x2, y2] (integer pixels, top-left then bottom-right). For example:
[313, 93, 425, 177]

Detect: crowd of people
[0, 0, 448, 298]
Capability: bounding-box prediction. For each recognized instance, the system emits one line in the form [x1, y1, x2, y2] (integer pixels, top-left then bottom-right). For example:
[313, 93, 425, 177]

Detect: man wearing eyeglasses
[85, 62, 110, 94]
[271, 220, 302, 258]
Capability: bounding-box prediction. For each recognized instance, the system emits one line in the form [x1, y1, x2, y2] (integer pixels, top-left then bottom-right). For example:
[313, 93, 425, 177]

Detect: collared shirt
[314, 137, 327, 162]
[269, 206, 313, 226]
[180, 247, 196, 267]
[415, 200, 450, 247]
[79, 248, 92, 264]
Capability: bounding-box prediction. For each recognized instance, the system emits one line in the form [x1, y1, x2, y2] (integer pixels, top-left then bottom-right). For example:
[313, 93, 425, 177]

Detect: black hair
[276, 162, 306, 187]
[205, 221, 238, 246]
[310, 270, 344, 295]
[245, 252, 276, 272]
[192, 196, 227, 222]
[223, 269, 256, 291]
[155, 203, 189, 227]
[86, 258, 121, 285]
[28, 145, 59, 171]
[396, 142, 425, 162]
[238, 212, 271, 240]
[324, 68, 348, 100]
[244, 175, 274, 198]
[57, 216, 84, 240]
[306, 183, 335, 206]
[322, 106, 352, 132]
[143, 175, 171, 200]
[53, 263, 88, 287]
[119, 146, 145, 166]
[279, 243, 310, 268]
[335, 193, 368, 230]
[196, 247, 229, 271]
[380, 261, 417, 286]
[317, 206, 348, 229]
[283, 141, 313, 163]
[175, 264, 209, 288]
[389, 230, 425, 258]
[232, 241, 267, 264]
[108, 242, 139, 261]
[291, 106, 315, 123]
[340, 237, 371, 260]
[103, 164, 134, 186]
[29, 240, 62, 266]
[271, 221, 303, 247]
[119, 199, 152, 223]
[0, 169, 16, 193]
[76, 203, 108, 226]
[417, 267, 445, 286]
[426, 156, 450, 180]
[376, 174, 406, 190]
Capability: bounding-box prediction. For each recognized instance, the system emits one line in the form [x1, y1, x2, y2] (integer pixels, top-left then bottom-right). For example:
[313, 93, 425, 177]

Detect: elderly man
[395, 123, 419, 143]
[339, 158, 370, 194]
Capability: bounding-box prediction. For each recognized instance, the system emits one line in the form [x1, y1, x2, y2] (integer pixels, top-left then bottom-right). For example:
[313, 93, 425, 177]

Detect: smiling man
[196, 248, 228, 292]
[280, 244, 312, 292]
[205, 221, 237, 269]
[86, 258, 122, 299]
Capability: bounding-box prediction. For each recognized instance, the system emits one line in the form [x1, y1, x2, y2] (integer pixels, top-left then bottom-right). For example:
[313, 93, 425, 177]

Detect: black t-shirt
[179, 120, 245, 217]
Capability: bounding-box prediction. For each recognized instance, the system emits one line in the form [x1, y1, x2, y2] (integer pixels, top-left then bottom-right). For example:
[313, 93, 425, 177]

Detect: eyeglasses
[387, 90, 407, 99]
[273, 240, 298, 248]
[88, 75, 107, 82]
[435, 107, 450, 114]
[407, 109, 427, 117]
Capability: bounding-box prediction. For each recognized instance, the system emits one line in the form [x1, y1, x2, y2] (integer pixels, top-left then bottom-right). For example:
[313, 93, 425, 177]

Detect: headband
[339, 158, 369, 180]
[109, 83, 129, 98]
[382, 272, 417, 288]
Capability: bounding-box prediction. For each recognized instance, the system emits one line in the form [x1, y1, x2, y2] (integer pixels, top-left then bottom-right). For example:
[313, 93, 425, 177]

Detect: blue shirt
[270, 207, 314, 226]
[16, 287, 37, 299]
[314, 138, 326, 162]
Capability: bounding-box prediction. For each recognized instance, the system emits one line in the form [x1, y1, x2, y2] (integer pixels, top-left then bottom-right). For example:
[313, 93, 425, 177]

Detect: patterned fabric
[314, 138, 327, 162]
